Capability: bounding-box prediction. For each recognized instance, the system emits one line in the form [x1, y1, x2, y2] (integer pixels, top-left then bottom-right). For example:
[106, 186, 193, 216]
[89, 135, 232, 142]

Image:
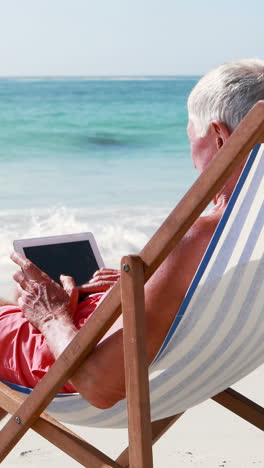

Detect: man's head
[187, 59, 264, 172]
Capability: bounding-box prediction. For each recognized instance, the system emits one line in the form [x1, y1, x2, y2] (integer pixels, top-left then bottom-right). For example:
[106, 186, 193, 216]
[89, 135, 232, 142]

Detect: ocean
[0, 77, 199, 298]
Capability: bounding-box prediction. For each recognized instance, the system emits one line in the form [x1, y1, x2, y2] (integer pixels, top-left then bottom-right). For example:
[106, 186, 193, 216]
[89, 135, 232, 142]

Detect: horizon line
[0, 74, 201, 79]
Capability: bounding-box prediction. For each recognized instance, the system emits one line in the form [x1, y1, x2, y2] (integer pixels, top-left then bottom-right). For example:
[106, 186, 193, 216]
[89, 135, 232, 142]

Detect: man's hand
[78, 268, 120, 295]
[11, 252, 79, 332]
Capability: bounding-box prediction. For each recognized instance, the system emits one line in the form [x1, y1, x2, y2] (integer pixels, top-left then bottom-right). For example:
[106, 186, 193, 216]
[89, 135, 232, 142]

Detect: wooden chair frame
[0, 102, 264, 467]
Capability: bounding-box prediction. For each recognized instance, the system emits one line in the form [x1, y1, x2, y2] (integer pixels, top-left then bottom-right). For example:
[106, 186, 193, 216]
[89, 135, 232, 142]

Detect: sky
[0, 0, 263, 76]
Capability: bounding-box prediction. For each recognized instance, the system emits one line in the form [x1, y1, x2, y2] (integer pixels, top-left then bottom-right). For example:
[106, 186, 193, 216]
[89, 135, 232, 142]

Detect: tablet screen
[23, 240, 100, 286]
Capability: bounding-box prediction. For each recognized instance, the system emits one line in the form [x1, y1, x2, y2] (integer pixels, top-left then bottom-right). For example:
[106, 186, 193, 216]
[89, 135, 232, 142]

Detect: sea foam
[0, 204, 168, 300]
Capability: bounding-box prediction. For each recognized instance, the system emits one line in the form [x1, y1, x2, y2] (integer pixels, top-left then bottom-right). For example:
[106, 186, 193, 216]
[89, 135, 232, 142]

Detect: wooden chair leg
[1, 382, 182, 468]
[116, 413, 184, 467]
[0, 383, 121, 468]
[150, 412, 184, 444]
[121, 255, 153, 468]
[212, 388, 264, 431]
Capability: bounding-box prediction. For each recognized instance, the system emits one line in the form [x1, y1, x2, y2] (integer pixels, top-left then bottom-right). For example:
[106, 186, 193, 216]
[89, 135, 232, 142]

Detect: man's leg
[0, 298, 11, 306]
[0, 298, 16, 306]
[0, 294, 101, 392]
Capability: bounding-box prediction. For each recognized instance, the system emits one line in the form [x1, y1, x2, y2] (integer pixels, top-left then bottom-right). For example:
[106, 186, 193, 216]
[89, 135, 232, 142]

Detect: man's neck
[213, 162, 245, 208]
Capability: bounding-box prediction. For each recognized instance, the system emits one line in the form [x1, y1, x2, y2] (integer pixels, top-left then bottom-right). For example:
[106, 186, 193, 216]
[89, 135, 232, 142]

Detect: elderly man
[1, 58, 264, 409]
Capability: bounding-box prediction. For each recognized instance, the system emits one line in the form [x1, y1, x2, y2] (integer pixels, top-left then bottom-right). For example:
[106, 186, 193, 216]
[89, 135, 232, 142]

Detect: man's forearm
[40, 315, 78, 359]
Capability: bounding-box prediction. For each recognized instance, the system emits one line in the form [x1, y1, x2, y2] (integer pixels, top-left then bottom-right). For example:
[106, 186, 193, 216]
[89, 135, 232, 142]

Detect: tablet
[13, 232, 104, 286]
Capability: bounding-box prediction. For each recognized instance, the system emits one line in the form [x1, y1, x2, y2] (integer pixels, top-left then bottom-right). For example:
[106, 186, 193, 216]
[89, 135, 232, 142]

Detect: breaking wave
[0, 204, 168, 300]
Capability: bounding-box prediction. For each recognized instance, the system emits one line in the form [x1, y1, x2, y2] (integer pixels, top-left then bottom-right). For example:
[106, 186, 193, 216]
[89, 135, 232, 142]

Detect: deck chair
[0, 101, 263, 467]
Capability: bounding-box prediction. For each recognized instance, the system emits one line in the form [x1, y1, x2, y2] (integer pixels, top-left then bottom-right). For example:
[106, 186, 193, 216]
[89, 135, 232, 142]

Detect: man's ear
[210, 121, 232, 150]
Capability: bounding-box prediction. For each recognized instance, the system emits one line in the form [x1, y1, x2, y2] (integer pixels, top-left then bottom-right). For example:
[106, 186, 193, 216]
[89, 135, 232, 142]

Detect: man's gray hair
[187, 58, 264, 137]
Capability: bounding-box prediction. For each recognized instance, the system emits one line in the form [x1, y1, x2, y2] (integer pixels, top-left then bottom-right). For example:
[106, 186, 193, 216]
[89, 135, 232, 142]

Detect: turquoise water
[0, 77, 199, 297]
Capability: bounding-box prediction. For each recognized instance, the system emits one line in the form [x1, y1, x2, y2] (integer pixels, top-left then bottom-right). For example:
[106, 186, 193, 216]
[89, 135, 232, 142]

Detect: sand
[1, 364, 263, 467]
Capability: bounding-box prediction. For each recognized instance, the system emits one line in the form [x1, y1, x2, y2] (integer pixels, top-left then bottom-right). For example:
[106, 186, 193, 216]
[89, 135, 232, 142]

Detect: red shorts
[0, 293, 104, 393]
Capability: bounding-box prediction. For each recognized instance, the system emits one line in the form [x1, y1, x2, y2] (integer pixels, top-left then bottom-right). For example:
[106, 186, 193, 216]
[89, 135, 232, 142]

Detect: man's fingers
[60, 275, 76, 293]
[13, 270, 29, 291]
[11, 252, 47, 281]
[60, 275, 79, 315]
[92, 268, 120, 278]
[13, 272, 40, 298]
[78, 281, 115, 293]
[78, 268, 120, 294]
[89, 275, 120, 284]
[10, 251, 27, 267]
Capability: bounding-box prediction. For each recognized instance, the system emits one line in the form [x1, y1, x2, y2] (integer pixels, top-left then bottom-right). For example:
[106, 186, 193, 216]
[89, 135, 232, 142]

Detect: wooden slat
[0, 382, 121, 468]
[212, 388, 264, 431]
[121, 256, 153, 468]
[150, 412, 184, 444]
[1, 102, 263, 458]
[0, 407, 7, 422]
[116, 413, 184, 467]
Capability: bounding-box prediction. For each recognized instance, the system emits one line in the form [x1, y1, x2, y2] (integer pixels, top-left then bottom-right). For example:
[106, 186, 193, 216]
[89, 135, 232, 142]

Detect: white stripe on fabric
[169, 336, 264, 418]
[145, 191, 263, 420]
[154, 144, 263, 365]
[195, 146, 263, 285]
[150, 267, 264, 421]
[151, 260, 262, 410]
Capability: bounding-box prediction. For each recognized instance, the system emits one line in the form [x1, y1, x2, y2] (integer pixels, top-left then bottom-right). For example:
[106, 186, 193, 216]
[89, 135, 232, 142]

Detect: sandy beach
[1, 365, 263, 467]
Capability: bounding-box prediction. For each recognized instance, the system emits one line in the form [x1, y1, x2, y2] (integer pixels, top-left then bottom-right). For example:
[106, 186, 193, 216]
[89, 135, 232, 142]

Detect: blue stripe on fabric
[153, 339, 264, 423]
[204, 150, 263, 282]
[152, 144, 262, 364]
[204, 334, 264, 402]
[0, 379, 32, 394]
[145, 197, 264, 415]
[155, 162, 263, 364]
[157, 154, 263, 359]
[150, 260, 264, 421]
[0, 379, 77, 398]
[158, 314, 264, 422]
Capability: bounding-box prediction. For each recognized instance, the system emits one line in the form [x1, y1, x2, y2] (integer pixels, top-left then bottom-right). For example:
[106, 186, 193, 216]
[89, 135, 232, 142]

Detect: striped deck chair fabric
[1, 143, 263, 429]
